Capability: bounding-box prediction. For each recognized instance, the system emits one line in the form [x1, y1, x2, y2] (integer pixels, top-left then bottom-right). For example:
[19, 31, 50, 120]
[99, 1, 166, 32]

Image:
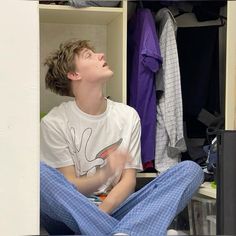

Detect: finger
[92, 158, 105, 167]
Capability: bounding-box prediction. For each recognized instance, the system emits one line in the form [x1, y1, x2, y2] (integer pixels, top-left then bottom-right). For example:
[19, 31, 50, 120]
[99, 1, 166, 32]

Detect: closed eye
[86, 52, 91, 58]
[82, 49, 92, 59]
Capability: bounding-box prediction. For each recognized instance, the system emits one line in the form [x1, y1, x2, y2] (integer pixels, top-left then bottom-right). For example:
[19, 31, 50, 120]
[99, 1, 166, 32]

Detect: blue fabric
[40, 161, 203, 235]
[203, 144, 217, 173]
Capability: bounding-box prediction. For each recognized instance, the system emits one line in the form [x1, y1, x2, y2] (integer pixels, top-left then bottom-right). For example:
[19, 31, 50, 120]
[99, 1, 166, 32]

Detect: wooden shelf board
[39, 4, 123, 25]
[198, 182, 216, 199]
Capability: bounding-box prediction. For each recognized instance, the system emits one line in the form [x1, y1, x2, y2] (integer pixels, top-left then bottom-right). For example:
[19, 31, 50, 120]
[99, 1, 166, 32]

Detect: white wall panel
[0, 0, 39, 235]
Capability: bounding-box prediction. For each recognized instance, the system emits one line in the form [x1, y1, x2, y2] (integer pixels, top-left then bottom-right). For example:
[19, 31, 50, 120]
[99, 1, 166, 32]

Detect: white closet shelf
[136, 173, 157, 178]
[39, 4, 123, 25]
[198, 182, 216, 199]
[136, 174, 216, 199]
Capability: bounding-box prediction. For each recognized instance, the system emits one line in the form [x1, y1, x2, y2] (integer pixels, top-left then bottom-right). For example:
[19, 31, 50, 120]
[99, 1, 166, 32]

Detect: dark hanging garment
[144, 1, 226, 22]
[192, 1, 227, 22]
[177, 26, 220, 138]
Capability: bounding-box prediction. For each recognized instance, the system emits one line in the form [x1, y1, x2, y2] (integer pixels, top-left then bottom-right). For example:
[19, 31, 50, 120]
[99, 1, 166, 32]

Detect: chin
[105, 70, 114, 80]
[109, 70, 114, 78]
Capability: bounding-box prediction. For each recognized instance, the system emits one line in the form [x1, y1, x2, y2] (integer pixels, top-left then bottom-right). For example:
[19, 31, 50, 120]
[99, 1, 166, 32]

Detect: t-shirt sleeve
[125, 111, 143, 172]
[141, 12, 162, 73]
[141, 42, 162, 73]
[40, 118, 74, 168]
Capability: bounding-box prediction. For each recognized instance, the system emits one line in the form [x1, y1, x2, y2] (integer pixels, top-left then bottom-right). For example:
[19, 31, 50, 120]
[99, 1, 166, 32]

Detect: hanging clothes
[177, 26, 220, 138]
[127, 9, 162, 165]
[155, 8, 186, 173]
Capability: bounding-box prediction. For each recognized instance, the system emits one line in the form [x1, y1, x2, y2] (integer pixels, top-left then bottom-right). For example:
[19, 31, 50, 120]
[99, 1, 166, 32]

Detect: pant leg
[40, 212, 75, 235]
[111, 161, 204, 236]
[111, 167, 164, 220]
[40, 162, 118, 236]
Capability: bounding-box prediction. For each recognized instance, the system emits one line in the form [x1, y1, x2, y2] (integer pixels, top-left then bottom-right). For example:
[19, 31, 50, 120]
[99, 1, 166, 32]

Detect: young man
[40, 39, 203, 236]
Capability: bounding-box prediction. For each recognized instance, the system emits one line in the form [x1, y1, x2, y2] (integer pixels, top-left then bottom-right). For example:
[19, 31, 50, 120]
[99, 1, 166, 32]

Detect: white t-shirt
[40, 99, 143, 194]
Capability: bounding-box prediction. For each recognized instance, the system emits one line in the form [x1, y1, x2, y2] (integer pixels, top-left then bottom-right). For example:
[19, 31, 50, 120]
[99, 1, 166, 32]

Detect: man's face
[74, 48, 114, 83]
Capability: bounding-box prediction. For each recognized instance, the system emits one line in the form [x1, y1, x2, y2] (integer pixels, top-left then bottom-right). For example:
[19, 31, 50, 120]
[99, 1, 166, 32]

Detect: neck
[73, 82, 107, 115]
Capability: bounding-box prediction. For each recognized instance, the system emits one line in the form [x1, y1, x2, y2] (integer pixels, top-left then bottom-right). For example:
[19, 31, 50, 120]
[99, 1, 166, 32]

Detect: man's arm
[58, 150, 130, 197]
[98, 168, 136, 214]
[57, 165, 110, 196]
[98, 111, 142, 214]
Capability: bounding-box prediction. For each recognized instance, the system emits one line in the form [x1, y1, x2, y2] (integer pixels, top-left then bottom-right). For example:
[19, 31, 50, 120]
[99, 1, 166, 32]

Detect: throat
[75, 97, 107, 116]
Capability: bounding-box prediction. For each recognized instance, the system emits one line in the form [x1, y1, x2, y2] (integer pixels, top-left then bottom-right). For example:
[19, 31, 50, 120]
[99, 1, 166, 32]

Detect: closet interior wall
[219, 6, 227, 117]
[40, 2, 127, 114]
[40, 23, 107, 113]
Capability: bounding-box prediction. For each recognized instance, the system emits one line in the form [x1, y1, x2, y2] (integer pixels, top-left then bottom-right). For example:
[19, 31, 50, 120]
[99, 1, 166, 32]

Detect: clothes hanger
[219, 16, 226, 27]
[174, 9, 190, 18]
[134, 0, 143, 13]
[174, 8, 226, 27]
[139, 0, 144, 9]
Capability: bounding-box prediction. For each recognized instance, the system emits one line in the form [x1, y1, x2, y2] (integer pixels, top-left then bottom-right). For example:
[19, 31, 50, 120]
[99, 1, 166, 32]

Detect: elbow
[67, 176, 79, 189]
[128, 178, 136, 193]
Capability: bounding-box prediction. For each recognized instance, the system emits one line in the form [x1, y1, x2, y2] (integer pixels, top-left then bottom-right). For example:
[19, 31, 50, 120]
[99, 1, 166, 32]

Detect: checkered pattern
[155, 8, 187, 173]
[40, 161, 203, 236]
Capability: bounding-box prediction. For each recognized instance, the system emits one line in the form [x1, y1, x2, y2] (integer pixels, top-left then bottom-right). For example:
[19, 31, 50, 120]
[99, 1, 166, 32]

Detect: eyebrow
[81, 49, 90, 58]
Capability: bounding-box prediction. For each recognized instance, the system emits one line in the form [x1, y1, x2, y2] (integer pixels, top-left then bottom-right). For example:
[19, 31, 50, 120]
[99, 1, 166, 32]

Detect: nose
[98, 53, 105, 61]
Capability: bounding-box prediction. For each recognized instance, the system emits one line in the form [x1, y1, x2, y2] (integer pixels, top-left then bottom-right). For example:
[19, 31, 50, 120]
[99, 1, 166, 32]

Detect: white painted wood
[0, 0, 39, 235]
[225, 2, 236, 130]
[198, 182, 216, 199]
[106, 7, 126, 103]
[136, 173, 157, 178]
[40, 4, 122, 25]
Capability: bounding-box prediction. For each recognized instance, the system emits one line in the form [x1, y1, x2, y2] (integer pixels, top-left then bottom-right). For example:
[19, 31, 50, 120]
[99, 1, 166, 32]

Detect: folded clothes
[69, 0, 120, 8]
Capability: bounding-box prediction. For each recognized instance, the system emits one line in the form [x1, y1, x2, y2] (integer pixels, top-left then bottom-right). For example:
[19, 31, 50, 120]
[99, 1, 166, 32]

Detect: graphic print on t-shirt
[68, 126, 123, 176]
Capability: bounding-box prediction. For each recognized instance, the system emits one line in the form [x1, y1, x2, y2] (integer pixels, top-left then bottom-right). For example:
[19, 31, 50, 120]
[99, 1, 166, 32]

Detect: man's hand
[98, 168, 136, 214]
[57, 149, 131, 196]
[104, 150, 132, 177]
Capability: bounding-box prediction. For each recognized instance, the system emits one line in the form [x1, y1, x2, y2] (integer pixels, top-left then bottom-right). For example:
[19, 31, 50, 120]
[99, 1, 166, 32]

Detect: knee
[180, 161, 204, 183]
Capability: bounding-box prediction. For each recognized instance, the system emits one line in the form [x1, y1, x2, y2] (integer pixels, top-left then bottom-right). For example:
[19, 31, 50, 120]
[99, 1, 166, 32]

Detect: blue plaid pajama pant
[40, 161, 203, 235]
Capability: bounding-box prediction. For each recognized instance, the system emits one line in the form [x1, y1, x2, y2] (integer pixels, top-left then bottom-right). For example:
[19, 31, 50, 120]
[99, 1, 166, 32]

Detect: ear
[67, 71, 81, 81]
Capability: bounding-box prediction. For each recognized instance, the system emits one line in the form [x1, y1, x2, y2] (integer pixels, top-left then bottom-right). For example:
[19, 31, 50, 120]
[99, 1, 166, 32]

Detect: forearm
[58, 166, 109, 196]
[99, 177, 136, 214]
[72, 171, 107, 196]
[57, 150, 131, 197]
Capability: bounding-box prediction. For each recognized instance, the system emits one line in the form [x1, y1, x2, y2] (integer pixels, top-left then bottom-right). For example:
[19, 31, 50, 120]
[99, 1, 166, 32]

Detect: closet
[1, 0, 236, 235]
[127, 1, 236, 235]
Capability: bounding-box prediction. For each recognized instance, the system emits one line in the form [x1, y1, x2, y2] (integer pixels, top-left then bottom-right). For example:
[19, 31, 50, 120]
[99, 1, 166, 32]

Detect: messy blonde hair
[44, 39, 94, 96]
